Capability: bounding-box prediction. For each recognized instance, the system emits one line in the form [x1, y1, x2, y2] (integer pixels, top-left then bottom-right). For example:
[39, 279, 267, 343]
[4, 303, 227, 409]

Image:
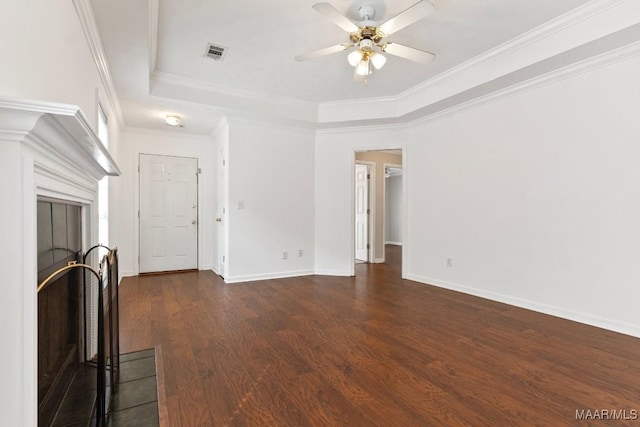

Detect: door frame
[135, 153, 201, 275]
[216, 147, 228, 278]
[382, 162, 403, 262]
[350, 146, 407, 278]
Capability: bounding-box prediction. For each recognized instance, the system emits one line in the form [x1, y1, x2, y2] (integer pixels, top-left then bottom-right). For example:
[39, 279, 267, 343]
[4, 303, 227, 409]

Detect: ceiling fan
[295, 1, 436, 82]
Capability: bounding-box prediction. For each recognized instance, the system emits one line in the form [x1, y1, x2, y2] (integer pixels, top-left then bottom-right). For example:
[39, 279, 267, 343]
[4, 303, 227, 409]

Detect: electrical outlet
[298, 249, 304, 258]
[282, 251, 288, 260]
[446, 258, 453, 268]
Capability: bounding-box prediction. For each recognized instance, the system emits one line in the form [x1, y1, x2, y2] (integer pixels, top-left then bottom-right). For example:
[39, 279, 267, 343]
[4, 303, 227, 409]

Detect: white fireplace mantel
[0, 97, 120, 427]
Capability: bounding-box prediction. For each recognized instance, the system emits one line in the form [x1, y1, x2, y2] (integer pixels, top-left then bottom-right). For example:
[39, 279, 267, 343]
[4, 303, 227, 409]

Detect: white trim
[224, 270, 315, 284]
[72, 0, 124, 127]
[382, 161, 402, 262]
[150, 71, 318, 126]
[314, 269, 352, 276]
[21, 155, 37, 427]
[385, 241, 403, 246]
[406, 274, 640, 339]
[151, 70, 315, 111]
[372, 258, 385, 264]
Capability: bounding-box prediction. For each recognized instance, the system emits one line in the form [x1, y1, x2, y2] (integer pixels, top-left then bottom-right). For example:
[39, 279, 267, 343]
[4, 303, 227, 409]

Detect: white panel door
[139, 154, 198, 273]
[355, 164, 369, 262]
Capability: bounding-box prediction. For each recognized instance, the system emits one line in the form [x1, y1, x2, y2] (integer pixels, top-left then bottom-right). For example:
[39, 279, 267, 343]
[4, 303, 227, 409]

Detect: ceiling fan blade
[312, 3, 359, 33]
[295, 44, 350, 62]
[383, 43, 435, 63]
[379, 1, 435, 36]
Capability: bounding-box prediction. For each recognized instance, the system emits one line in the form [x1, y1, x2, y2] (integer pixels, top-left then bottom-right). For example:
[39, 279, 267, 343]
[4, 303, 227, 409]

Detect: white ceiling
[90, 0, 589, 134]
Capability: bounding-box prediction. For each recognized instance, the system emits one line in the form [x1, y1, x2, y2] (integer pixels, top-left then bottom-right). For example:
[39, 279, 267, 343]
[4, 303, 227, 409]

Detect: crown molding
[315, 120, 410, 135]
[151, 70, 316, 111]
[151, 70, 319, 126]
[72, 0, 125, 127]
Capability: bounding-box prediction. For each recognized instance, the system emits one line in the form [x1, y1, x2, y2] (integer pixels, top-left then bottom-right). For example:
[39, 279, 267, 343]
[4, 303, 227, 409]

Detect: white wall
[385, 174, 402, 244]
[225, 118, 315, 282]
[110, 129, 217, 277]
[315, 52, 640, 337]
[0, 0, 113, 129]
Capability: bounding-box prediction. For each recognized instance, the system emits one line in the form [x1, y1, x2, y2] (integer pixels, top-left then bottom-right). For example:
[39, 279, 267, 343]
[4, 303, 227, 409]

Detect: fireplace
[37, 201, 83, 427]
[0, 97, 120, 426]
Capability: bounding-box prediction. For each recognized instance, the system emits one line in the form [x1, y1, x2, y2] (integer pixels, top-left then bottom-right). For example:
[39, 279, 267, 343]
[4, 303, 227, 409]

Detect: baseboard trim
[224, 269, 314, 284]
[384, 241, 403, 246]
[373, 258, 385, 264]
[405, 274, 640, 339]
[314, 269, 352, 277]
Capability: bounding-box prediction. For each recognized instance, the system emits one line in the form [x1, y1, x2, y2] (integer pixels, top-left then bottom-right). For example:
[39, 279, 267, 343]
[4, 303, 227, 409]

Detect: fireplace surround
[0, 97, 120, 426]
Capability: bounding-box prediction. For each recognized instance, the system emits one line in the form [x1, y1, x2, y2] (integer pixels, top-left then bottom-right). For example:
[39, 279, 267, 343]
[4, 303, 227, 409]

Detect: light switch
[237, 200, 244, 209]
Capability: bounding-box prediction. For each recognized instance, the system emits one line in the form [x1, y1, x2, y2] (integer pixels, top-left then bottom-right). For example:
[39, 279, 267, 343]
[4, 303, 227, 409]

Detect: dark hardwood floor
[119, 245, 640, 426]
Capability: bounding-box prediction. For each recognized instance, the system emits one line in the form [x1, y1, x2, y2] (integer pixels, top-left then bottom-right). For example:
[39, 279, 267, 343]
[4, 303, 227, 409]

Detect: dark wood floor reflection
[119, 245, 640, 426]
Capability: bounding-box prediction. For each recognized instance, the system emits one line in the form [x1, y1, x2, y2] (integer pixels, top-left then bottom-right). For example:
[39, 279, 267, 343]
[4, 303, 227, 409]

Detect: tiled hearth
[51, 349, 160, 427]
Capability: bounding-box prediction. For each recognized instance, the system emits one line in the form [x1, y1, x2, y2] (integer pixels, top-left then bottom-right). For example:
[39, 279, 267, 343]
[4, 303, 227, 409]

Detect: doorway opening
[353, 149, 404, 276]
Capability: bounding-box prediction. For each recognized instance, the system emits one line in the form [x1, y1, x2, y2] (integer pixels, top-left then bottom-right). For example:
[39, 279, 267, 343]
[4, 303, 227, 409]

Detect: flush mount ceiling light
[165, 115, 181, 126]
[295, 1, 436, 84]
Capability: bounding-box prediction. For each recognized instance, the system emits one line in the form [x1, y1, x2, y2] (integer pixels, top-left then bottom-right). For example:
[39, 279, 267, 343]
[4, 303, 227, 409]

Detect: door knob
[192, 220, 197, 225]
[215, 217, 222, 222]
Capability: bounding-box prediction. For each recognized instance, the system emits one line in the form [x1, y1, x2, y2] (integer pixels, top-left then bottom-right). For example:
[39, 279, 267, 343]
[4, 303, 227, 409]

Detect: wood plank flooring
[119, 245, 640, 426]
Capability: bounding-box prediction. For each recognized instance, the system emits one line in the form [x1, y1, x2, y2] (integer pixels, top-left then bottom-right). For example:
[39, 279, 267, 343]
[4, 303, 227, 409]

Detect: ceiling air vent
[205, 43, 228, 62]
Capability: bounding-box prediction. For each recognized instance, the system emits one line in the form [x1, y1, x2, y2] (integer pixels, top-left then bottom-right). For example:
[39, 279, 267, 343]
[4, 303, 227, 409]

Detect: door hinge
[367, 174, 370, 179]
[198, 168, 202, 174]
[222, 207, 225, 214]
[222, 159, 226, 166]
[367, 243, 370, 249]
[222, 255, 225, 262]
[138, 210, 140, 218]
[367, 209, 370, 214]
[138, 165, 140, 173]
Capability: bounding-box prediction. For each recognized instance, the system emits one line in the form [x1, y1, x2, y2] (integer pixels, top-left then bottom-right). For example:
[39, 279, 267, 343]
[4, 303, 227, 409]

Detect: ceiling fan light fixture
[370, 51, 386, 70]
[355, 58, 371, 76]
[347, 50, 362, 66]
